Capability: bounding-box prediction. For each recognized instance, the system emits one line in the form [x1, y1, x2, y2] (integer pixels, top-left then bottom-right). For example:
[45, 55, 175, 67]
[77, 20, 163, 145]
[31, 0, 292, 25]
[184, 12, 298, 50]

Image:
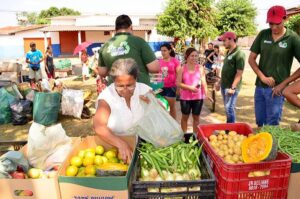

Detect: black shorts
[160, 87, 176, 98]
[180, 100, 203, 115]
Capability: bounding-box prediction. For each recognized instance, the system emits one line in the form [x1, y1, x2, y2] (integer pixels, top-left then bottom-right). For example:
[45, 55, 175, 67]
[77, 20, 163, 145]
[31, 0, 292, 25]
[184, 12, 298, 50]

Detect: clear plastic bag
[128, 92, 183, 147]
[61, 89, 84, 118]
[27, 122, 72, 170]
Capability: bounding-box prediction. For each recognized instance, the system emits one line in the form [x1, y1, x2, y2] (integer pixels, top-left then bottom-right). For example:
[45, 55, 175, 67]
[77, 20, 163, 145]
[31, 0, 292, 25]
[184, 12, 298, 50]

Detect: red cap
[267, 6, 286, 24]
[218, 31, 237, 41]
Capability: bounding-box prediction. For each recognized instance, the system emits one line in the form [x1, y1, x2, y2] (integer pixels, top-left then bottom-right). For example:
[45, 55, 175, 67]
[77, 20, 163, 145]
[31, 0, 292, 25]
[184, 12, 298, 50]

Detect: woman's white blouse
[97, 82, 151, 135]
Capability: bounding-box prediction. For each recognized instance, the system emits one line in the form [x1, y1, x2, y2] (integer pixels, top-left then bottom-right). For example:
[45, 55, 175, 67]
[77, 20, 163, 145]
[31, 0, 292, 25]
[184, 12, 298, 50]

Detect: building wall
[51, 19, 76, 25]
[0, 29, 46, 60]
[85, 31, 111, 43]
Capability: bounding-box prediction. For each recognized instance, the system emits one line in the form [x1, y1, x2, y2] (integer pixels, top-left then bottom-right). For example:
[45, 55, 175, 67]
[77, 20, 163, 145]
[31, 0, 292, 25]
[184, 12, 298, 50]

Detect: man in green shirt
[219, 31, 245, 123]
[249, 5, 300, 127]
[98, 15, 159, 85]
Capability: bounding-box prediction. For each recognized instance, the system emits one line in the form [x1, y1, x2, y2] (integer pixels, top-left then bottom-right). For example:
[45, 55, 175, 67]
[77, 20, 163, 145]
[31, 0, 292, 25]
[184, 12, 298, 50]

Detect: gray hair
[110, 58, 139, 80]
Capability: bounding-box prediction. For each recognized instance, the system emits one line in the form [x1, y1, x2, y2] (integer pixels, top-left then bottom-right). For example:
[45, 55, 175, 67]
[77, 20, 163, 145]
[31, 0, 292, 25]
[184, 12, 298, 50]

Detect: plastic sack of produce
[128, 92, 183, 147]
[61, 89, 84, 118]
[27, 122, 72, 170]
[0, 88, 16, 124]
[10, 99, 33, 125]
[55, 59, 72, 70]
[33, 92, 61, 126]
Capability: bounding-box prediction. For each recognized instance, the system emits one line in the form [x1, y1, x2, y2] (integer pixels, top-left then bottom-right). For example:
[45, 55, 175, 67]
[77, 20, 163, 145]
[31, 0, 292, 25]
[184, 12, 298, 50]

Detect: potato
[233, 136, 239, 142]
[228, 131, 237, 136]
[234, 147, 242, 155]
[218, 151, 225, 158]
[217, 134, 223, 141]
[209, 135, 217, 141]
[227, 141, 235, 148]
[219, 131, 226, 135]
[228, 148, 234, 155]
[253, 171, 266, 177]
[222, 140, 227, 144]
[236, 141, 242, 147]
[223, 134, 228, 140]
[224, 155, 232, 162]
[232, 154, 240, 163]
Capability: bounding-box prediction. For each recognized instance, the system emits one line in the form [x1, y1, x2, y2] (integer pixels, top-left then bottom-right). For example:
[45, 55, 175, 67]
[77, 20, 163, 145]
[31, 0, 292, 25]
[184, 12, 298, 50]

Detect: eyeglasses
[115, 84, 136, 92]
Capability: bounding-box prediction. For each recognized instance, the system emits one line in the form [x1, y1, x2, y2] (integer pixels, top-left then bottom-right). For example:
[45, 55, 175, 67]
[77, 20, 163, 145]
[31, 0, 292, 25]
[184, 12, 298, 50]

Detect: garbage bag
[0, 151, 29, 179]
[128, 92, 183, 147]
[61, 89, 84, 118]
[0, 88, 16, 124]
[10, 100, 33, 125]
[33, 92, 61, 126]
[27, 122, 72, 170]
[26, 90, 35, 102]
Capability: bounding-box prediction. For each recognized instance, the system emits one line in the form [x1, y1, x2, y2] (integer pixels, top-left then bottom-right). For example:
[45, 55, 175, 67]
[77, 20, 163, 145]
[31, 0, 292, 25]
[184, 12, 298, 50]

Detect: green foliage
[156, 0, 218, 42]
[16, 7, 80, 25]
[216, 0, 257, 37]
[286, 14, 300, 36]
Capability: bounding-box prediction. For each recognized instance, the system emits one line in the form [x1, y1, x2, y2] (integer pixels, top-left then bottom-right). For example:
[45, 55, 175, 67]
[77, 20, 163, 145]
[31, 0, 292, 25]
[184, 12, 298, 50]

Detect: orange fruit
[83, 157, 94, 166]
[105, 151, 117, 159]
[78, 150, 85, 158]
[95, 145, 105, 155]
[94, 155, 103, 165]
[85, 165, 96, 175]
[85, 151, 95, 159]
[70, 156, 82, 167]
[66, 165, 78, 176]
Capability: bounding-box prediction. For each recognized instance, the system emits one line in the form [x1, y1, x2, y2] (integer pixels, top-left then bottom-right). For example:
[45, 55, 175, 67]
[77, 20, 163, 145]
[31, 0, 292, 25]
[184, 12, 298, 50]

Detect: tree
[16, 7, 80, 25]
[216, 0, 257, 37]
[156, 0, 218, 47]
[286, 14, 300, 36]
[17, 12, 38, 25]
[37, 7, 81, 24]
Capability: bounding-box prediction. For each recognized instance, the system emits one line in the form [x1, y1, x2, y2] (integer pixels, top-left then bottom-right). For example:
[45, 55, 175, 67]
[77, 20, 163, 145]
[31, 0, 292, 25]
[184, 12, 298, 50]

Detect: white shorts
[82, 64, 90, 77]
[212, 63, 222, 70]
[29, 68, 42, 81]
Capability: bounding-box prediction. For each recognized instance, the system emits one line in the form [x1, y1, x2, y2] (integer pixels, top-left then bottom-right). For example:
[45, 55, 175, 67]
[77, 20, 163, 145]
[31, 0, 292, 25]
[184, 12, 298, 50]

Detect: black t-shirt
[204, 49, 214, 63]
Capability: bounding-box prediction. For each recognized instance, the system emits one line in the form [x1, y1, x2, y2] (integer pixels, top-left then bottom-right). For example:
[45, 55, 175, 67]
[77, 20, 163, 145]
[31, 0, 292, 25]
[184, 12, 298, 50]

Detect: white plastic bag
[27, 122, 72, 170]
[41, 78, 51, 92]
[61, 89, 84, 118]
[128, 92, 183, 147]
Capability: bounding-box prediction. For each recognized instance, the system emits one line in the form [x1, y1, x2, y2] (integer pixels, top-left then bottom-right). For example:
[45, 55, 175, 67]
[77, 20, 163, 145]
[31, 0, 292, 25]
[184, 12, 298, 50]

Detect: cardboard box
[0, 146, 61, 199]
[288, 163, 300, 199]
[58, 136, 137, 199]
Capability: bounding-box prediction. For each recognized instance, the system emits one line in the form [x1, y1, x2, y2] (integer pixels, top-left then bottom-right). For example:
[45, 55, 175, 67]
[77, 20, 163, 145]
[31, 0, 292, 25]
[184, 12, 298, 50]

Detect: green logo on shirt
[279, 41, 288, 48]
[107, 41, 130, 56]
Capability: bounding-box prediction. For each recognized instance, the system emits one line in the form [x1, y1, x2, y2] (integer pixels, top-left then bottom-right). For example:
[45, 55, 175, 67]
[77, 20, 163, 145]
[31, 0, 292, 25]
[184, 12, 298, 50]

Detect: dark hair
[208, 42, 214, 46]
[30, 42, 36, 47]
[115, 15, 132, 31]
[110, 58, 139, 81]
[214, 45, 219, 49]
[185, 47, 197, 60]
[160, 43, 176, 57]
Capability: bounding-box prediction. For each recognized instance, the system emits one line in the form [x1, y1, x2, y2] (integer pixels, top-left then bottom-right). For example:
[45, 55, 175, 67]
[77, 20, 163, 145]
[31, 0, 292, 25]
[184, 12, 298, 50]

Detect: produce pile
[65, 145, 128, 177]
[138, 136, 202, 183]
[208, 131, 247, 164]
[209, 131, 278, 165]
[261, 126, 300, 163]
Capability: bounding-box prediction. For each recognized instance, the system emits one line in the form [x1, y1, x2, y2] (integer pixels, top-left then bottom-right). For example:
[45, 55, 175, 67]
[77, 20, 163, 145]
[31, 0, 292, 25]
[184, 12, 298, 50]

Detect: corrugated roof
[50, 14, 157, 20]
[0, 25, 47, 35]
[40, 25, 154, 32]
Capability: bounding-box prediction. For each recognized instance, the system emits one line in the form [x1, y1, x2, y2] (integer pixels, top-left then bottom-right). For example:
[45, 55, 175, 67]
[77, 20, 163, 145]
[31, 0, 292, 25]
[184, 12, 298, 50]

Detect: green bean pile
[261, 126, 300, 163]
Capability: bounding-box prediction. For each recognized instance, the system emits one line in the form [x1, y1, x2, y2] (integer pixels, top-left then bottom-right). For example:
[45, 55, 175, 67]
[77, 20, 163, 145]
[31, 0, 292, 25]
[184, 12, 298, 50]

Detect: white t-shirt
[97, 82, 152, 135]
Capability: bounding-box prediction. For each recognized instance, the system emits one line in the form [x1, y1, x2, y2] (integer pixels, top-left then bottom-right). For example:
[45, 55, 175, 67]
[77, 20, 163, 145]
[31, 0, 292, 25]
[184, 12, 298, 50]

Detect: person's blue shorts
[160, 87, 176, 98]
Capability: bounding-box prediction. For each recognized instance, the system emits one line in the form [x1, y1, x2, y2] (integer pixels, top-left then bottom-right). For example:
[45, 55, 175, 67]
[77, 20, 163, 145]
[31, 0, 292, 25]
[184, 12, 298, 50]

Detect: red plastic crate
[197, 123, 292, 199]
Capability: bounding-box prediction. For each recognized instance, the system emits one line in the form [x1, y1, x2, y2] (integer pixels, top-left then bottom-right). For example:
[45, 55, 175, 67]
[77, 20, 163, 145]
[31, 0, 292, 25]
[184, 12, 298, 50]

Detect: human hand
[190, 86, 199, 93]
[261, 76, 275, 87]
[227, 88, 235, 96]
[272, 83, 286, 97]
[117, 140, 133, 164]
[139, 95, 150, 104]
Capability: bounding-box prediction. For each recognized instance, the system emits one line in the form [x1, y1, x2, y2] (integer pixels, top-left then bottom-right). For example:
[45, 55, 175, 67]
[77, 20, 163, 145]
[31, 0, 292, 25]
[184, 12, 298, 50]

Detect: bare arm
[232, 70, 244, 89]
[97, 66, 108, 78]
[207, 52, 214, 63]
[146, 60, 160, 73]
[93, 100, 133, 163]
[248, 52, 275, 87]
[273, 67, 300, 96]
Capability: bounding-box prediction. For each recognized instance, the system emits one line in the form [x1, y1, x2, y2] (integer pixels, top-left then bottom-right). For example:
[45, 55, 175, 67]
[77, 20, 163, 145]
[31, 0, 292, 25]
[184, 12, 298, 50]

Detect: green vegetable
[139, 137, 202, 180]
[260, 126, 300, 163]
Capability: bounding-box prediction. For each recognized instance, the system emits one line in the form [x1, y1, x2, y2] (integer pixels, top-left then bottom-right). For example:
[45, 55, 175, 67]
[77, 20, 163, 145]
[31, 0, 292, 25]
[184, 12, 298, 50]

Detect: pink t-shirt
[159, 57, 180, 88]
[180, 64, 205, 100]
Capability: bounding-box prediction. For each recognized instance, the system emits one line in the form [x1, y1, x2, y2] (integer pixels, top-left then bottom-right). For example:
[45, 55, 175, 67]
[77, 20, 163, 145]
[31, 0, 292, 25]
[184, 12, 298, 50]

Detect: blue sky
[0, 0, 299, 30]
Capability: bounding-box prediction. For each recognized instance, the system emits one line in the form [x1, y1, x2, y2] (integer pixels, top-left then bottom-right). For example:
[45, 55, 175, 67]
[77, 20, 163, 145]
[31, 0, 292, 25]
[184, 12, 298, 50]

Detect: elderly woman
[93, 58, 152, 163]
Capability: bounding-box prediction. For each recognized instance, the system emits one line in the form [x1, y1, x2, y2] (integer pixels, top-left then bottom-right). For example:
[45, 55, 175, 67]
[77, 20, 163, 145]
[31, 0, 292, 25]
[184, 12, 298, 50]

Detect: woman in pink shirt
[159, 43, 181, 119]
[177, 48, 207, 132]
